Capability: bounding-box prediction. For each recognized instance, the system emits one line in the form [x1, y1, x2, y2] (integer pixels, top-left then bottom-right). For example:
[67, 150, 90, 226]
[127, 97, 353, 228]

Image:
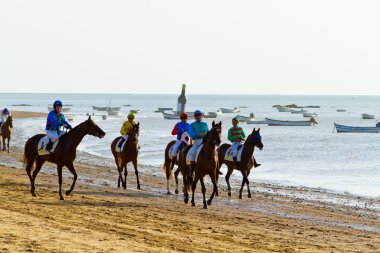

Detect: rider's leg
[253, 157, 261, 168]
[232, 142, 239, 169]
[171, 140, 182, 161]
[45, 130, 60, 151]
[120, 135, 129, 150]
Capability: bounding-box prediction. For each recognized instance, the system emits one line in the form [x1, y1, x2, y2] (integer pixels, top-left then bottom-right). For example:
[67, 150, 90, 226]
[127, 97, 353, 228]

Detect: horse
[0, 115, 13, 153]
[111, 123, 140, 190]
[191, 121, 222, 209]
[23, 116, 105, 200]
[217, 128, 263, 199]
[162, 131, 191, 194]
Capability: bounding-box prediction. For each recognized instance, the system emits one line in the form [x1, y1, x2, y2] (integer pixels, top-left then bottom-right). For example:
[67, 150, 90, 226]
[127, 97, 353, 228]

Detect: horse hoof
[228, 192, 231, 197]
[65, 190, 71, 196]
[175, 189, 179, 194]
[60, 196, 65, 201]
[191, 202, 196, 207]
[184, 197, 189, 204]
[32, 193, 37, 197]
[203, 205, 208, 209]
[248, 194, 252, 198]
[216, 192, 219, 197]
[239, 195, 242, 199]
[207, 199, 212, 206]
[137, 185, 141, 190]
[167, 191, 171, 195]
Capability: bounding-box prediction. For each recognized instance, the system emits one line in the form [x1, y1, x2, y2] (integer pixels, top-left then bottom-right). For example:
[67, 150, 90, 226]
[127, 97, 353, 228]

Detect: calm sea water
[1, 93, 379, 198]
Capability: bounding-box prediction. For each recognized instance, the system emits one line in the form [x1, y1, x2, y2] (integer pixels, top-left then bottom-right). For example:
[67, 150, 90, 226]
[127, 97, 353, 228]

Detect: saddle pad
[115, 137, 126, 153]
[38, 136, 59, 156]
[168, 145, 180, 160]
[224, 145, 243, 162]
[186, 144, 204, 165]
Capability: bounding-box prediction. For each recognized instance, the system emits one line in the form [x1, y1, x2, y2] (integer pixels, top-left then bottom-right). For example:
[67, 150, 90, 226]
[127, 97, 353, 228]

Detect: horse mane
[202, 131, 211, 144]
[59, 119, 89, 141]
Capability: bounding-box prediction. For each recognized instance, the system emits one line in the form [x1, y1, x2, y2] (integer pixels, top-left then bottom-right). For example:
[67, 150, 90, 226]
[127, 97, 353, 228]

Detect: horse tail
[23, 134, 43, 170]
[162, 141, 175, 179]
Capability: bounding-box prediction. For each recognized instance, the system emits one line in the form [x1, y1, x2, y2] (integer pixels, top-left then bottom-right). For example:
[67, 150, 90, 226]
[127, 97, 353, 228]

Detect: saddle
[168, 145, 180, 160]
[224, 145, 244, 162]
[115, 137, 126, 153]
[38, 136, 59, 155]
[186, 144, 204, 165]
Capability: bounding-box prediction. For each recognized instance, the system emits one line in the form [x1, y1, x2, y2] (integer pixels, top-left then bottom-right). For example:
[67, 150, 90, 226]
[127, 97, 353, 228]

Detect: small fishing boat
[247, 119, 268, 125]
[47, 106, 71, 112]
[130, 109, 140, 114]
[337, 109, 346, 112]
[274, 105, 293, 112]
[290, 109, 308, 114]
[362, 114, 376, 120]
[107, 111, 123, 117]
[265, 118, 317, 126]
[303, 112, 318, 118]
[205, 110, 222, 118]
[235, 113, 255, 122]
[92, 106, 122, 112]
[154, 107, 173, 112]
[334, 123, 380, 133]
[220, 107, 240, 113]
[162, 112, 180, 119]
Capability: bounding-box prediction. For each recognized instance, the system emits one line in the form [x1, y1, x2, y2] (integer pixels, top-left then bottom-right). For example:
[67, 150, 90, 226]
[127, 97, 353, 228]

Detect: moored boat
[337, 109, 346, 112]
[303, 112, 318, 118]
[220, 107, 240, 113]
[107, 111, 123, 117]
[334, 123, 380, 133]
[362, 114, 376, 120]
[92, 106, 121, 111]
[48, 106, 71, 112]
[235, 113, 255, 122]
[130, 109, 140, 114]
[154, 107, 173, 112]
[290, 109, 308, 114]
[274, 105, 293, 112]
[265, 118, 317, 126]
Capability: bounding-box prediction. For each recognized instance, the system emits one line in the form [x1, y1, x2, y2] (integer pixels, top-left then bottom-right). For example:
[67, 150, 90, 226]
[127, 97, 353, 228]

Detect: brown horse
[162, 132, 190, 194]
[217, 128, 263, 199]
[0, 115, 13, 153]
[111, 123, 140, 190]
[23, 116, 105, 200]
[191, 121, 222, 209]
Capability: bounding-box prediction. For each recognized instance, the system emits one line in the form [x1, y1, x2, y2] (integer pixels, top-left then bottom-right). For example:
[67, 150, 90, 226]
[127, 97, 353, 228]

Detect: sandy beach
[0, 112, 379, 252]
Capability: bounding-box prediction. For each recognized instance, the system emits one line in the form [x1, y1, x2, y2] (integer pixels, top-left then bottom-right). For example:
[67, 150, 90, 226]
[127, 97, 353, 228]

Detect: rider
[118, 113, 137, 151]
[228, 117, 246, 169]
[45, 100, 72, 151]
[0, 108, 11, 130]
[170, 112, 190, 161]
[187, 110, 209, 180]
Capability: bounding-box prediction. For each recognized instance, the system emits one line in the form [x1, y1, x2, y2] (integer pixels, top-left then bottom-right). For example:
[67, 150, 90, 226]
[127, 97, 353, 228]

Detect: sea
[1, 93, 379, 198]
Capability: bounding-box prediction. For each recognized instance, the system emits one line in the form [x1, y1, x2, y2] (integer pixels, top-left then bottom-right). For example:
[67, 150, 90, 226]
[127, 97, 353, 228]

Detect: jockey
[228, 117, 246, 169]
[170, 112, 190, 161]
[118, 113, 137, 151]
[0, 108, 11, 129]
[186, 110, 209, 180]
[45, 100, 72, 151]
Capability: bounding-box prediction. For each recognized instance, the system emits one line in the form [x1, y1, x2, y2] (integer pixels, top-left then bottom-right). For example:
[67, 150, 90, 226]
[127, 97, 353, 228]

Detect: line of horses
[9, 116, 263, 209]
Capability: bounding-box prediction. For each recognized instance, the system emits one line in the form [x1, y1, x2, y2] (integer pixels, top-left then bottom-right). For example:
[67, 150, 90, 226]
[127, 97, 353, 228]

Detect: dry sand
[0, 111, 379, 252]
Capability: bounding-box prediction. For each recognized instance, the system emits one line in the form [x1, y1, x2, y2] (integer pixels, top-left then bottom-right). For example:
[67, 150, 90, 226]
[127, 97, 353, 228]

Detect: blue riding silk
[45, 110, 72, 131]
[188, 121, 209, 140]
[171, 122, 190, 140]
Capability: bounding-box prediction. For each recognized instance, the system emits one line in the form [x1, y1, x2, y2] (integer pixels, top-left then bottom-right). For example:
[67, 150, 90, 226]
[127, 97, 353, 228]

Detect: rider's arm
[120, 122, 127, 135]
[188, 124, 197, 139]
[47, 111, 61, 127]
[241, 129, 246, 140]
[171, 123, 178, 135]
[61, 114, 72, 129]
[228, 128, 234, 142]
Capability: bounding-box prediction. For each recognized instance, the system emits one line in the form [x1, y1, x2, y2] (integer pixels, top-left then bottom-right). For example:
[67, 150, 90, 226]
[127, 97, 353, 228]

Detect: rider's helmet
[194, 110, 202, 117]
[232, 116, 239, 122]
[180, 112, 188, 119]
[53, 100, 63, 109]
[127, 113, 135, 119]
[3, 108, 9, 114]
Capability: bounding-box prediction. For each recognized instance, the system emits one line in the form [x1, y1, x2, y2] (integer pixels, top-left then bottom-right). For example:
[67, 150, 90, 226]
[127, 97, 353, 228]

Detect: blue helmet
[194, 110, 202, 116]
[53, 100, 63, 108]
[3, 108, 9, 114]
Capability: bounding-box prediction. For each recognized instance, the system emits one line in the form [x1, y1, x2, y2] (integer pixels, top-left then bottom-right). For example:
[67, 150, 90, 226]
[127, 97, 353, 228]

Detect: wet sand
[0, 111, 379, 252]
[11, 111, 47, 119]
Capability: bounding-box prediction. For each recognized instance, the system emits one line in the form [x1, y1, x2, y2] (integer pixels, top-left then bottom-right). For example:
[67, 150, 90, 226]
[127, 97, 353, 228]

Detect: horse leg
[225, 166, 233, 197]
[207, 173, 218, 206]
[123, 164, 128, 190]
[133, 161, 140, 190]
[239, 170, 248, 199]
[246, 169, 252, 198]
[57, 165, 64, 200]
[26, 158, 37, 197]
[1, 137, 4, 151]
[166, 160, 173, 194]
[7, 137, 10, 153]
[191, 174, 200, 207]
[199, 177, 207, 209]
[31, 157, 45, 195]
[183, 175, 189, 204]
[65, 162, 77, 196]
[174, 166, 181, 194]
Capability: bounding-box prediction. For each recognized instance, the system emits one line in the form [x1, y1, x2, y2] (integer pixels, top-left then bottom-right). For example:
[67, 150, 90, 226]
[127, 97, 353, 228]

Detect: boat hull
[265, 118, 313, 126]
[334, 123, 380, 133]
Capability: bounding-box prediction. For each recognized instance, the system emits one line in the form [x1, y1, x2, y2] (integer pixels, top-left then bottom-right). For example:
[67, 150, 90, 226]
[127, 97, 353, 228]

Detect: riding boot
[233, 157, 239, 170]
[188, 164, 194, 183]
[45, 140, 53, 152]
[253, 157, 261, 168]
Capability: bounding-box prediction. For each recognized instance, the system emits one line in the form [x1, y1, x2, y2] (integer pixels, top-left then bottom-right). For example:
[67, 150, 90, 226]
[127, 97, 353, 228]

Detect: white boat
[220, 107, 240, 113]
[274, 105, 293, 112]
[235, 113, 255, 122]
[337, 109, 346, 112]
[107, 111, 123, 117]
[334, 123, 380, 133]
[290, 109, 308, 114]
[362, 114, 376, 120]
[154, 107, 173, 112]
[247, 119, 268, 125]
[92, 106, 121, 111]
[130, 110, 140, 114]
[162, 112, 180, 119]
[205, 110, 222, 118]
[303, 112, 318, 118]
[47, 106, 71, 112]
[265, 118, 317, 126]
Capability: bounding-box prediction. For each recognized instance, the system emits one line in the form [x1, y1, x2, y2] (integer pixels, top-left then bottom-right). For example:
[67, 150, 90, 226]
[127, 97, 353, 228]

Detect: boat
[47, 106, 71, 112]
[162, 112, 180, 119]
[362, 114, 376, 120]
[235, 113, 255, 122]
[290, 109, 308, 114]
[247, 119, 268, 125]
[337, 109, 346, 112]
[154, 107, 173, 112]
[274, 105, 293, 112]
[92, 106, 121, 111]
[303, 112, 318, 118]
[220, 107, 240, 113]
[265, 118, 317, 126]
[334, 123, 380, 133]
[107, 111, 123, 117]
[130, 110, 140, 114]
[206, 110, 222, 118]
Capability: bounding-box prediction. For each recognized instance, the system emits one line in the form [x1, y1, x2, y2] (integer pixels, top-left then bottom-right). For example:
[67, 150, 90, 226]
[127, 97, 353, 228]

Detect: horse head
[180, 131, 191, 146]
[204, 121, 222, 146]
[129, 122, 140, 143]
[246, 128, 263, 150]
[85, 116, 105, 138]
[6, 115, 13, 129]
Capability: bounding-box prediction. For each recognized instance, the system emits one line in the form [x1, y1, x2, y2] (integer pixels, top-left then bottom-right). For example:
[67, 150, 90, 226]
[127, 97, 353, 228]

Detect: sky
[1, 0, 380, 95]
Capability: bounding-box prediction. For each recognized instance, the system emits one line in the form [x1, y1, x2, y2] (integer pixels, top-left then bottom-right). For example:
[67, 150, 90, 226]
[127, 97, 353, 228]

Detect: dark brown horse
[0, 115, 13, 153]
[191, 121, 222, 209]
[24, 116, 105, 200]
[162, 131, 190, 194]
[111, 123, 140, 190]
[217, 128, 263, 199]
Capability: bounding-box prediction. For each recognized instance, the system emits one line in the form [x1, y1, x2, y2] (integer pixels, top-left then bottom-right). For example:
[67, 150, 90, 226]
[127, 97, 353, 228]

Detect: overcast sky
[1, 1, 379, 95]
